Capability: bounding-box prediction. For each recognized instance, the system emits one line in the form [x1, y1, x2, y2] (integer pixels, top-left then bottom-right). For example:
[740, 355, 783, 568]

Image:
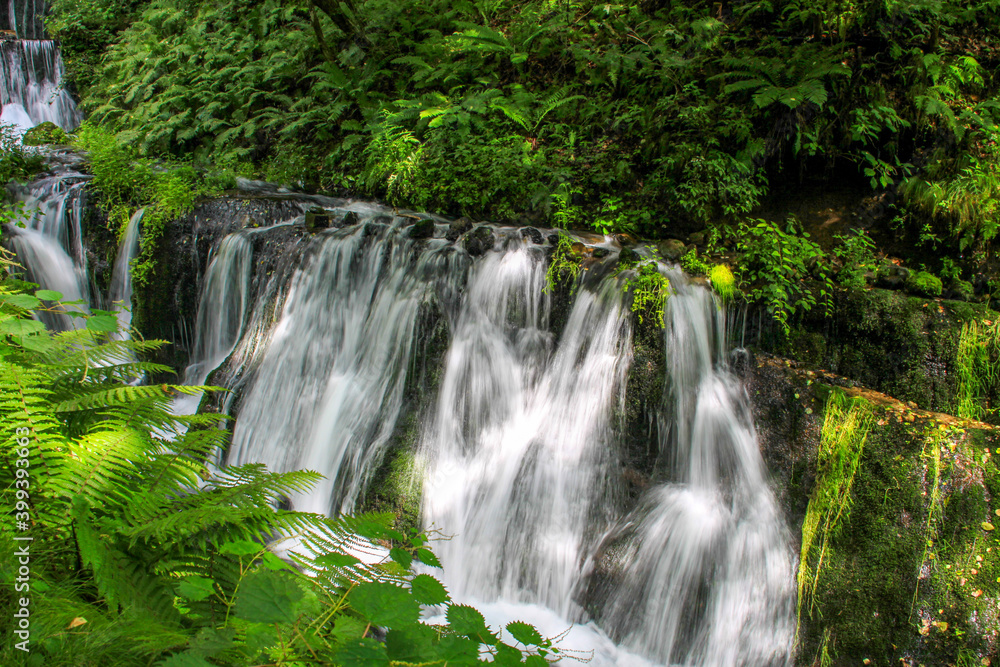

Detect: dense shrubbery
[44, 0, 1000, 248]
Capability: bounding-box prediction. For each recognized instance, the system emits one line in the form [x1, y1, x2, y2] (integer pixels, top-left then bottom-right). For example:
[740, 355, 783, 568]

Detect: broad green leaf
[2, 319, 45, 336]
[333, 638, 389, 667]
[234, 570, 305, 624]
[331, 616, 368, 642]
[386, 624, 437, 662]
[2, 294, 40, 309]
[219, 540, 261, 556]
[86, 315, 119, 332]
[178, 576, 216, 601]
[415, 547, 441, 568]
[159, 653, 216, 667]
[34, 290, 63, 301]
[447, 604, 492, 641]
[262, 552, 293, 571]
[507, 620, 543, 646]
[410, 574, 448, 605]
[349, 582, 420, 629]
[389, 546, 412, 569]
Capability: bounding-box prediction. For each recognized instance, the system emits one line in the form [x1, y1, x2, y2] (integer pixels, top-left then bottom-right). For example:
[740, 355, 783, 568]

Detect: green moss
[797, 399, 1000, 666]
[906, 270, 944, 298]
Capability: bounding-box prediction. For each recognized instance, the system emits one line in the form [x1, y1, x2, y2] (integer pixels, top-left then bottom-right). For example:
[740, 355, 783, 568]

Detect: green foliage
[75, 124, 234, 288]
[906, 270, 944, 297]
[955, 320, 1000, 421]
[833, 229, 877, 289]
[0, 123, 46, 184]
[543, 233, 580, 294]
[21, 122, 71, 147]
[708, 264, 737, 302]
[797, 390, 874, 629]
[623, 262, 670, 326]
[735, 218, 832, 334]
[679, 248, 711, 276]
[0, 274, 564, 666]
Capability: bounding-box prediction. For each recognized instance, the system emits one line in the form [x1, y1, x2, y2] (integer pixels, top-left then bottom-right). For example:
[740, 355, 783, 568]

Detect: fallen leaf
[933, 621, 949, 632]
[983, 522, 995, 531]
[972, 589, 983, 598]
[67, 617, 87, 629]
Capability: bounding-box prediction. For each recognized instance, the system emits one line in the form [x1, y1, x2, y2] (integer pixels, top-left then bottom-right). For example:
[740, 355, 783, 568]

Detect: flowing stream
[165, 205, 797, 666]
[9, 158, 797, 663]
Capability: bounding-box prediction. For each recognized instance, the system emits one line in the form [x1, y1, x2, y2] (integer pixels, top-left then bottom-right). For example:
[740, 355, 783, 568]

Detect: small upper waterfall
[109, 207, 143, 331]
[0, 0, 81, 134]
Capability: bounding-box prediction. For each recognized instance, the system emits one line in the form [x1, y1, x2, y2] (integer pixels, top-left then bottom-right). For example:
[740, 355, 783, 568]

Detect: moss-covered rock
[21, 122, 70, 146]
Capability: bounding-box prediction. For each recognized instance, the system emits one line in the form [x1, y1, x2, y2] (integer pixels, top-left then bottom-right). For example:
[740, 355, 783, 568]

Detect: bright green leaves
[178, 576, 216, 602]
[85, 314, 119, 332]
[506, 621, 543, 646]
[410, 574, 449, 605]
[334, 638, 390, 667]
[234, 570, 307, 624]
[349, 582, 421, 629]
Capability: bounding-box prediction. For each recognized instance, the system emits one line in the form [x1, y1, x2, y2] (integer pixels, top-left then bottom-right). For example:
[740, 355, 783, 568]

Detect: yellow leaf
[982, 522, 995, 531]
[67, 617, 87, 629]
[933, 621, 948, 632]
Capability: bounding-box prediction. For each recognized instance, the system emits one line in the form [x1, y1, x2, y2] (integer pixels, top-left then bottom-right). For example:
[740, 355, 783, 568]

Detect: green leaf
[331, 616, 368, 642]
[506, 620, 543, 646]
[86, 315, 119, 333]
[415, 547, 441, 568]
[349, 582, 420, 629]
[386, 624, 437, 662]
[2, 319, 45, 336]
[234, 570, 305, 624]
[34, 290, 63, 301]
[315, 551, 362, 569]
[158, 653, 217, 667]
[178, 576, 216, 602]
[389, 546, 412, 569]
[333, 638, 389, 667]
[447, 604, 492, 641]
[410, 574, 448, 605]
[219, 540, 261, 556]
[262, 552, 292, 571]
[2, 294, 41, 309]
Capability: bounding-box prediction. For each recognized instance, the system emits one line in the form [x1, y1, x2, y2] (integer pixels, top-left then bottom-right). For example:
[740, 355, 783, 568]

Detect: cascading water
[225, 214, 467, 516]
[109, 207, 143, 331]
[589, 268, 796, 665]
[0, 0, 81, 134]
[420, 247, 632, 616]
[5, 154, 91, 329]
[169, 204, 795, 666]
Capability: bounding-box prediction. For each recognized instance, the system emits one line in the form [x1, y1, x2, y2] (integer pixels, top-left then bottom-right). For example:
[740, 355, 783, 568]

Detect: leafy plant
[679, 248, 711, 276]
[543, 232, 580, 294]
[906, 270, 943, 297]
[0, 122, 46, 184]
[709, 264, 738, 302]
[833, 229, 878, 289]
[735, 219, 832, 334]
[954, 320, 1000, 421]
[622, 261, 670, 326]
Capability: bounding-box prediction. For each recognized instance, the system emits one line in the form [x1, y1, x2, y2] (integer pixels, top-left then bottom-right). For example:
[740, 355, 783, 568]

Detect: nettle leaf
[506, 620, 543, 646]
[331, 616, 368, 642]
[415, 547, 441, 568]
[389, 546, 412, 569]
[158, 653, 217, 667]
[177, 576, 216, 601]
[349, 582, 420, 629]
[410, 574, 448, 605]
[2, 319, 45, 336]
[34, 290, 63, 301]
[2, 294, 41, 309]
[386, 623, 437, 662]
[334, 638, 390, 667]
[447, 604, 493, 642]
[86, 315, 119, 333]
[234, 570, 305, 624]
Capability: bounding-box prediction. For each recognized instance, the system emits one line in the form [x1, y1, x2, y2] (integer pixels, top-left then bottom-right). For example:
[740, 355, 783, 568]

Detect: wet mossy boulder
[906, 270, 944, 298]
[22, 121, 69, 146]
[446, 216, 473, 241]
[408, 218, 435, 239]
[463, 225, 495, 256]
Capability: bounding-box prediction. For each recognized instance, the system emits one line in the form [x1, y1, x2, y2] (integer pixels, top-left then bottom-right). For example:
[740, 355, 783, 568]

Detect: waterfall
[590, 269, 796, 665]
[6, 163, 91, 329]
[225, 215, 467, 515]
[109, 207, 143, 331]
[420, 247, 632, 616]
[171, 208, 795, 666]
[0, 0, 81, 135]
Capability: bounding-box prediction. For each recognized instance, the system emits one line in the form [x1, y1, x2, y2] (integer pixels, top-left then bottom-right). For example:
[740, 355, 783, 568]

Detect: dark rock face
[127, 196, 306, 375]
[463, 225, 495, 256]
[618, 247, 639, 266]
[657, 239, 686, 260]
[408, 218, 435, 239]
[592, 247, 611, 259]
[446, 217, 473, 241]
[305, 206, 335, 230]
[519, 227, 544, 244]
